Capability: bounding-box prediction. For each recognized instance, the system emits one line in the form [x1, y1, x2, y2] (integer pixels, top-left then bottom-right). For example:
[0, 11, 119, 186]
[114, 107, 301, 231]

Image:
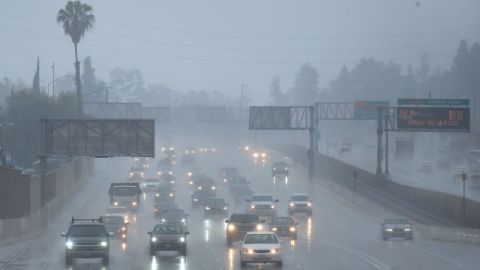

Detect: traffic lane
[265, 151, 479, 270]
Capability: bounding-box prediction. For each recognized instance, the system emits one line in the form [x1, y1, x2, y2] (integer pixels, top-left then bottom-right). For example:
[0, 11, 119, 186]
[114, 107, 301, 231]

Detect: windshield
[101, 216, 124, 224]
[107, 207, 127, 214]
[271, 217, 294, 225]
[384, 218, 410, 224]
[68, 225, 106, 237]
[112, 186, 137, 196]
[130, 167, 142, 172]
[244, 234, 278, 244]
[230, 214, 259, 223]
[273, 162, 287, 167]
[153, 224, 184, 234]
[252, 195, 273, 201]
[205, 199, 225, 205]
[291, 195, 309, 201]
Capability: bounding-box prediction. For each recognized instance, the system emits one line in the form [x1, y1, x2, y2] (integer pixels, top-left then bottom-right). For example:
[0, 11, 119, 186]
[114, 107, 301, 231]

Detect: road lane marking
[406, 245, 465, 269]
[322, 241, 391, 270]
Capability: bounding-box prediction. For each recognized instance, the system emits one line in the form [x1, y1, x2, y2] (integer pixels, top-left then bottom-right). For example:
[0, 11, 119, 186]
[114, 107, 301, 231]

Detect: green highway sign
[353, 100, 389, 120]
[397, 98, 469, 106]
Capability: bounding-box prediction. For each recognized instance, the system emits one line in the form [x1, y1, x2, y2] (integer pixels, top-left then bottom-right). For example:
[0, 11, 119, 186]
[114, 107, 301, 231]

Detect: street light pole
[461, 172, 467, 224]
[52, 62, 55, 97]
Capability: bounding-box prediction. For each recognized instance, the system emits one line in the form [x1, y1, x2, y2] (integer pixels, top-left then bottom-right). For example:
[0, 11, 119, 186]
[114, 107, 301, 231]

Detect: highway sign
[397, 99, 469, 107]
[397, 107, 470, 131]
[249, 106, 312, 130]
[353, 100, 389, 120]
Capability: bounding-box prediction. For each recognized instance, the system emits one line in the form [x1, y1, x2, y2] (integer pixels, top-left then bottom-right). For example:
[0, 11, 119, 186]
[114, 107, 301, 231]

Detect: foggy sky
[0, 0, 479, 104]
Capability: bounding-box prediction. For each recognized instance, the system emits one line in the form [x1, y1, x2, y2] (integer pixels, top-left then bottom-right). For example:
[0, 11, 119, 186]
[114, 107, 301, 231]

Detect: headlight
[227, 224, 235, 231]
[66, 240, 74, 249]
[211, 186, 216, 190]
[143, 183, 147, 187]
[140, 172, 144, 176]
[157, 171, 161, 175]
[247, 249, 254, 254]
[192, 150, 196, 154]
[161, 218, 166, 223]
[404, 228, 412, 231]
[122, 227, 126, 231]
[273, 168, 276, 171]
[189, 181, 193, 185]
[271, 248, 281, 254]
[100, 241, 108, 247]
[188, 172, 192, 177]
[223, 207, 228, 210]
[261, 153, 266, 158]
[386, 228, 393, 232]
[129, 173, 133, 177]
[121, 234, 126, 239]
[179, 237, 185, 242]
[272, 227, 277, 231]
[169, 171, 173, 175]
[307, 202, 312, 207]
[169, 193, 174, 197]
[250, 205, 255, 209]
[285, 167, 288, 170]
[181, 218, 186, 223]
[271, 205, 275, 209]
[289, 203, 294, 207]
[114, 202, 119, 206]
[171, 181, 175, 184]
[205, 206, 211, 210]
[256, 224, 263, 231]
[245, 146, 249, 151]
[193, 198, 198, 202]
[185, 150, 189, 154]
[289, 227, 296, 232]
[132, 201, 137, 206]
[151, 236, 157, 242]
[253, 153, 259, 158]
[155, 193, 160, 197]
[198, 186, 202, 190]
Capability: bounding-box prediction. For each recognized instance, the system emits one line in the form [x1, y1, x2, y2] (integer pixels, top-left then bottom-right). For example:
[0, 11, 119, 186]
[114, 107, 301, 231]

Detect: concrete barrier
[0, 157, 94, 242]
[277, 144, 480, 228]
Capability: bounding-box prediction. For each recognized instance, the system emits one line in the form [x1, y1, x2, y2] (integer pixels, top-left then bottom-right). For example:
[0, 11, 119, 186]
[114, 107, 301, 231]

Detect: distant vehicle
[154, 201, 177, 216]
[101, 215, 129, 240]
[199, 146, 216, 153]
[225, 213, 264, 246]
[220, 167, 240, 184]
[272, 161, 289, 177]
[181, 146, 197, 164]
[203, 198, 228, 217]
[232, 186, 254, 203]
[162, 146, 176, 161]
[158, 174, 176, 187]
[467, 150, 480, 188]
[157, 158, 174, 176]
[148, 223, 189, 256]
[143, 178, 160, 191]
[229, 176, 250, 194]
[381, 217, 413, 240]
[136, 157, 150, 169]
[237, 145, 250, 152]
[288, 194, 313, 216]
[128, 165, 144, 180]
[187, 167, 202, 179]
[153, 185, 175, 201]
[188, 172, 208, 187]
[191, 190, 215, 207]
[105, 206, 130, 224]
[416, 161, 433, 174]
[159, 208, 188, 230]
[194, 177, 217, 195]
[236, 232, 282, 267]
[246, 194, 279, 217]
[108, 183, 142, 210]
[61, 217, 113, 267]
[269, 216, 298, 239]
[252, 150, 267, 164]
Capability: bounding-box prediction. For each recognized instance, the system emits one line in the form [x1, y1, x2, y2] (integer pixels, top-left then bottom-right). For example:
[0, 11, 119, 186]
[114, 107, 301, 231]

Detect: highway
[1, 139, 479, 270]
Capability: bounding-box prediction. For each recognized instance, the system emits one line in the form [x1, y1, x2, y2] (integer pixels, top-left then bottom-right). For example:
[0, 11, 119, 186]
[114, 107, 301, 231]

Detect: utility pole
[52, 62, 55, 97]
[239, 83, 247, 107]
[461, 172, 467, 224]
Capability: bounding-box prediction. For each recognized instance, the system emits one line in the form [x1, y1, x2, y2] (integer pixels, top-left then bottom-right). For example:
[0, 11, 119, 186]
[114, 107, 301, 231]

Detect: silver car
[381, 217, 413, 240]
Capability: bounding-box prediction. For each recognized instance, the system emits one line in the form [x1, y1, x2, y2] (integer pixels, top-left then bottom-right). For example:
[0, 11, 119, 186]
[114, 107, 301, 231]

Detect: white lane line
[322, 241, 391, 270]
[406, 245, 465, 270]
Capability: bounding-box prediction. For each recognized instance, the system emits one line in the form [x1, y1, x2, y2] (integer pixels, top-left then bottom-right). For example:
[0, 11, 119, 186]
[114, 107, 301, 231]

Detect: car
[158, 174, 176, 187]
[188, 172, 208, 187]
[61, 217, 113, 267]
[128, 165, 144, 180]
[272, 161, 289, 177]
[288, 194, 313, 215]
[181, 146, 197, 164]
[163, 147, 177, 162]
[229, 176, 250, 194]
[232, 186, 254, 203]
[194, 177, 217, 194]
[153, 184, 175, 201]
[191, 190, 215, 207]
[101, 215, 129, 240]
[187, 167, 202, 179]
[246, 194, 279, 217]
[269, 217, 298, 239]
[225, 213, 264, 246]
[381, 217, 413, 240]
[136, 157, 151, 169]
[109, 183, 142, 210]
[143, 178, 160, 191]
[105, 206, 129, 223]
[154, 201, 178, 216]
[220, 166, 240, 184]
[148, 223, 189, 256]
[417, 161, 433, 173]
[237, 145, 250, 152]
[252, 150, 267, 164]
[236, 232, 282, 267]
[199, 146, 216, 153]
[157, 158, 174, 177]
[203, 198, 229, 217]
[159, 208, 188, 230]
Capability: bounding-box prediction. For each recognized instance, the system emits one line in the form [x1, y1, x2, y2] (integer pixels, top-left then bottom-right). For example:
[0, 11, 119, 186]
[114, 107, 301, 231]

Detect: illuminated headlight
[121, 234, 126, 239]
[169, 193, 174, 197]
[185, 150, 190, 154]
[171, 181, 175, 184]
[157, 171, 161, 175]
[169, 147, 174, 151]
[211, 186, 216, 190]
[223, 178, 227, 183]
[386, 228, 393, 232]
[161, 218, 166, 223]
[129, 173, 133, 177]
[168, 171, 173, 175]
[404, 228, 412, 231]
[189, 181, 193, 185]
[271, 205, 275, 209]
[272, 227, 277, 231]
[270, 248, 281, 254]
[181, 218, 186, 223]
[198, 186, 202, 190]
[193, 198, 198, 202]
[289, 203, 294, 207]
[285, 167, 288, 170]
[155, 193, 160, 197]
[245, 146, 249, 151]
[212, 148, 216, 152]
[261, 153, 267, 158]
[205, 206, 211, 210]
[132, 201, 137, 206]
[307, 202, 312, 207]
[114, 202, 119, 206]
[143, 183, 147, 187]
[289, 227, 296, 232]
[253, 153, 259, 158]
[273, 168, 276, 171]
[66, 240, 74, 249]
[256, 224, 263, 231]
[121, 227, 126, 231]
[227, 224, 235, 231]
[100, 241, 108, 247]
[192, 150, 196, 154]
[247, 249, 254, 254]
[162, 147, 166, 151]
[179, 237, 185, 242]
[250, 205, 255, 209]
[151, 236, 157, 242]
[140, 172, 144, 177]
[223, 207, 228, 210]
[187, 172, 192, 177]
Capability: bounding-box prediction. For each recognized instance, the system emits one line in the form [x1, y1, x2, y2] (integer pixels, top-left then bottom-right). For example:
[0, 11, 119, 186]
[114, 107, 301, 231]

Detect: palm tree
[57, 1, 95, 116]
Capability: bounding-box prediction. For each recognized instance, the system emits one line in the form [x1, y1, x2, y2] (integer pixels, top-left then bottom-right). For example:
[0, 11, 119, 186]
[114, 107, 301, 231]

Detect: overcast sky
[0, 0, 479, 104]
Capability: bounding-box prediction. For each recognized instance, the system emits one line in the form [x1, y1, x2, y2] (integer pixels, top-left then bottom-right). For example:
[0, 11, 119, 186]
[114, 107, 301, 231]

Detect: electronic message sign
[397, 107, 470, 131]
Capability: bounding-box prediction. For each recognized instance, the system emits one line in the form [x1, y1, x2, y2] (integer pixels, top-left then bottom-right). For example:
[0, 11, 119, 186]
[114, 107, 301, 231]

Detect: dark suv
[61, 217, 113, 267]
[225, 213, 264, 246]
[148, 222, 189, 256]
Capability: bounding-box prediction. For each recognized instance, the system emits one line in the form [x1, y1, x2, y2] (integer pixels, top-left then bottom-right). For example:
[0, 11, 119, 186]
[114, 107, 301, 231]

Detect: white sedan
[236, 232, 283, 267]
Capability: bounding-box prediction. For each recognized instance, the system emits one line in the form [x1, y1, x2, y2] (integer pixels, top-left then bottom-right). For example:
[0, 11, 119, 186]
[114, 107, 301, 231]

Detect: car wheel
[275, 261, 283, 267]
[65, 255, 73, 267]
[102, 256, 109, 266]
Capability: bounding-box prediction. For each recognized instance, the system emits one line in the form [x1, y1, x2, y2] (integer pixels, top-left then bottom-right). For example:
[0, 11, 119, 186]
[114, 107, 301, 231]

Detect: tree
[82, 56, 104, 102]
[57, 0, 95, 116]
[32, 57, 40, 94]
[109, 68, 144, 101]
[418, 53, 430, 92]
[269, 75, 284, 105]
[289, 63, 319, 105]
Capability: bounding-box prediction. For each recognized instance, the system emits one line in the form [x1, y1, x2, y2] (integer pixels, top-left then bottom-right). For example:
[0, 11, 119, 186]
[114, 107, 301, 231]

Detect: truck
[108, 183, 142, 210]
